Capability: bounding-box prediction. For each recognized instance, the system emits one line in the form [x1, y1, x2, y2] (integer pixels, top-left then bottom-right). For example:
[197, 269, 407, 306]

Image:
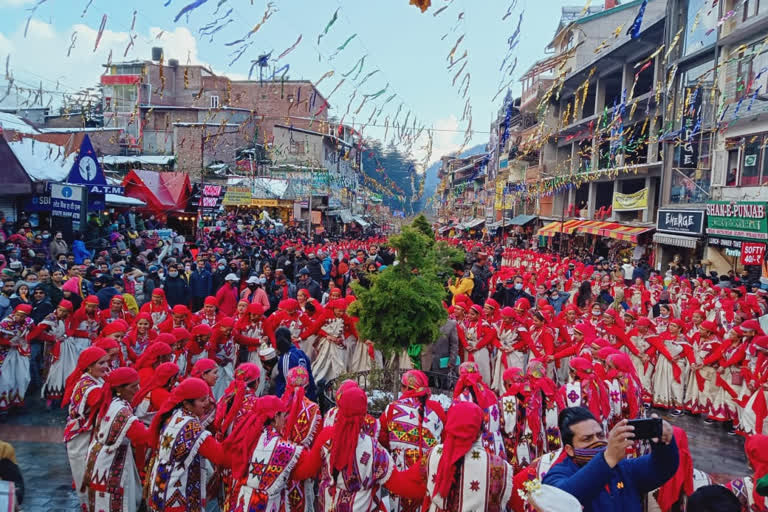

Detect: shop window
[741, 138, 761, 185]
[670, 133, 712, 204]
[726, 149, 740, 186]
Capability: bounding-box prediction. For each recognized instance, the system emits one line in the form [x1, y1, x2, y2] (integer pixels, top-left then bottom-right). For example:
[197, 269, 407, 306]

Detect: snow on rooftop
[106, 194, 145, 206]
[39, 127, 116, 133]
[227, 176, 289, 199]
[101, 155, 175, 166]
[0, 112, 40, 135]
[8, 138, 74, 182]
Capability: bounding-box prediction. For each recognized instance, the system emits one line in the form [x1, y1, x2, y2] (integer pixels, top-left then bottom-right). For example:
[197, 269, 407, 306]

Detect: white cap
[245, 276, 260, 284]
[527, 484, 581, 512]
[225, 273, 239, 281]
[258, 345, 277, 361]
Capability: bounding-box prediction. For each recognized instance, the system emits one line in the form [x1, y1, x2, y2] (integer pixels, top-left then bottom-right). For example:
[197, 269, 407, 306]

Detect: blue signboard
[66, 135, 107, 186]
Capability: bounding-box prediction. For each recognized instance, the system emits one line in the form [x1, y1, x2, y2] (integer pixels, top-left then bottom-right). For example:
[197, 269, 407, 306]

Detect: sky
[0, 0, 582, 166]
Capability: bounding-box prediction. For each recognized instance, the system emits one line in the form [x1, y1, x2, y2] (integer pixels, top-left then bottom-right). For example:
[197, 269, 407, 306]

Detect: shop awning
[600, 224, 654, 242]
[105, 194, 146, 207]
[353, 215, 370, 228]
[328, 209, 354, 224]
[653, 232, 699, 249]
[537, 219, 587, 237]
[577, 220, 618, 235]
[508, 214, 538, 226]
[438, 225, 454, 234]
[461, 218, 485, 230]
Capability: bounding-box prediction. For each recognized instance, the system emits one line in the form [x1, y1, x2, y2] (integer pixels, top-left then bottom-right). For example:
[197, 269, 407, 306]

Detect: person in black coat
[162, 263, 189, 307]
[296, 268, 322, 301]
[29, 286, 54, 390]
[306, 253, 324, 284]
[491, 275, 535, 308]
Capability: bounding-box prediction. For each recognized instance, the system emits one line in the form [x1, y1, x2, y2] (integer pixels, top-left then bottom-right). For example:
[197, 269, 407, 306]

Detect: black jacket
[306, 259, 324, 283]
[491, 284, 535, 308]
[163, 275, 189, 307]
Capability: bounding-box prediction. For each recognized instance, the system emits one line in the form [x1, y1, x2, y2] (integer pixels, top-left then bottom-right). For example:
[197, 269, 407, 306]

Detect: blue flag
[627, 0, 649, 39]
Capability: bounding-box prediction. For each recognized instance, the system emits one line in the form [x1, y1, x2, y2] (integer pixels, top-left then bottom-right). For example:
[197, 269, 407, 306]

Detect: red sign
[740, 242, 766, 266]
[100, 74, 141, 85]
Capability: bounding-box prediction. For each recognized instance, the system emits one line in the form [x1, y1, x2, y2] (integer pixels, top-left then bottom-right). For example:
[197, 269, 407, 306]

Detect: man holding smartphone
[544, 407, 679, 512]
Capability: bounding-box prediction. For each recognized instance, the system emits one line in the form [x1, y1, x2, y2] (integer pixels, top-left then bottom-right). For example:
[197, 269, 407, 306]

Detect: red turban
[329, 386, 367, 473]
[247, 303, 265, 316]
[62, 347, 107, 406]
[58, 299, 74, 311]
[216, 317, 235, 329]
[191, 324, 213, 337]
[190, 358, 216, 379]
[172, 305, 189, 315]
[95, 337, 119, 351]
[149, 377, 210, 446]
[134, 342, 171, 370]
[574, 322, 597, 342]
[102, 321, 128, 337]
[514, 298, 530, 310]
[500, 307, 515, 318]
[172, 327, 191, 342]
[151, 288, 165, 298]
[700, 320, 717, 333]
[225, 395, 289, 480]
[282, 366, 312, 442]
[400, 370, 429, 399]
[328, 299, 348, 311]
[13, 304, 32, 315]
[433, 401, 483, 499]
[154, 333, 176, 346]
[85, 295, 99, 305]
[485, 298, 500, 309]
[453, 362, 495, 408]
[90, 366, 140, 426]
[131, 362, 179, 408]
[216, 363, 262, 434]
[502, 367, 525, 397]
[204, 296, 217, 306]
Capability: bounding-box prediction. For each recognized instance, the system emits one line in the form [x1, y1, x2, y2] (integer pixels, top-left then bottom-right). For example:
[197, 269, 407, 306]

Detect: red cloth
[134, 342, 172, 371]
[62, 347, 107, 407]
[400, 370, 430, 399]
[148, 377, 210, 447]
[745, 434, 768, 510]
[432, 401, 483, 499]
[223, 395, 288, 479]
[329, 386, 367, 473]
[131, 362, 179, 409]
[656, 427, 694, 511]
[90, 367, 140, 427]
[215, 283, 238, 317]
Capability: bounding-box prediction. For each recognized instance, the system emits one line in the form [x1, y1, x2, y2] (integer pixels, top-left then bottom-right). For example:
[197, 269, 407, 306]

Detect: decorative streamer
[66, 32, 78, 57]
[342, 56, 366, 78]
[93, 15, 108, 52]
[330, 34, 357, 58]
[318, 8, 340, 45]
[81, 0, 93, 17]
[313, 70, 334, 88]
[212, 0, 229, 14]
[452, 61, 468, 86]
[276, 34, 302, 61]
[364, 84, 388, 99]
[627, 0, 649, 39]
[326, 78, 345, 100]
[433, 5, 449, 16]
[446, 35, 465, 62]
[174, 0, 210, 23]
[225, 2, 276, 45]
[356, 69, 380, 87]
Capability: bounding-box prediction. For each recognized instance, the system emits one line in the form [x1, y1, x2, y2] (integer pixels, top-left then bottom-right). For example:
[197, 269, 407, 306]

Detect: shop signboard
[740, 242, 766, 266]
[706, 201, 768, 240]
[678, 86, 702, 169]
[657, 208, 705, 235]
[222, 186, 252, 206]
[708, 237, 743, 249]
[613, 188, 648, 211]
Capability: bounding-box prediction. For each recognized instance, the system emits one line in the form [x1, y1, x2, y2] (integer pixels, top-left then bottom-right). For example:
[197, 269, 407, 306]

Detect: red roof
[122, 170, 191, 214]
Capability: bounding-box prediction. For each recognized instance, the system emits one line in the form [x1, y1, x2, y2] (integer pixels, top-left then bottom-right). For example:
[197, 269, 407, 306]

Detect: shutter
[0, 198, 17, 223]
[711, 150, 727, 187]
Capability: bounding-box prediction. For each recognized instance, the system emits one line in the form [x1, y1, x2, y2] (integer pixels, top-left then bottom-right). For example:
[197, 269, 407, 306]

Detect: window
[744, 0, 760, 21]
[210, 95, 219, 109]
[742, 138, 761, 185]
[683, 0, 717, 56]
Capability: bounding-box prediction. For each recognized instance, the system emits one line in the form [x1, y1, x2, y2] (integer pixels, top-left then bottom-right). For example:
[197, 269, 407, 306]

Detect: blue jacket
[321, 257, 333, 281]
[543, 439, 679, 512]
[275, 346, 317, 401]
[72, 240, 91, 265]
[189, 269, 213, 298]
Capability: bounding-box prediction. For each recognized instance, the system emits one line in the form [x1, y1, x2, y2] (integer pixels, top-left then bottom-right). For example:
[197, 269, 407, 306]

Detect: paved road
[0, 395, 751, 511]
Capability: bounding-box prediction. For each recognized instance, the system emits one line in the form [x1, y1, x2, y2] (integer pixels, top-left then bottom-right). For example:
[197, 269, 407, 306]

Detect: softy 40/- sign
[741, 242, 766, 266]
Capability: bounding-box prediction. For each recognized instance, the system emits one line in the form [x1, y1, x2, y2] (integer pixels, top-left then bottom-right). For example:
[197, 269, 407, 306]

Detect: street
[0, 394, 751, 511]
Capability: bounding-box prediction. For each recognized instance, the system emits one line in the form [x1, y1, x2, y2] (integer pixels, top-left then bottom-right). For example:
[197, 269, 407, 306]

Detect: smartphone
[627, 418, 662, 440]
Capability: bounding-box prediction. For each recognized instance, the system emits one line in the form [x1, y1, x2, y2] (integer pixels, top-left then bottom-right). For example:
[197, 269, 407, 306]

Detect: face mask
[137, 277, 144, 283]
[514, 283, 523, 290]
[42, 234, 50, 239]
[571, 440, 607, 466]
[592, 310, 601, 317]
[551, 294, 559, 300]
[218, 265, 226, 271]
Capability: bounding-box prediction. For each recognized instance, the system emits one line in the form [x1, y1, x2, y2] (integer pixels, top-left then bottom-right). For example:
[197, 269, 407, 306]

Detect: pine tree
[351, 218, 460, 358]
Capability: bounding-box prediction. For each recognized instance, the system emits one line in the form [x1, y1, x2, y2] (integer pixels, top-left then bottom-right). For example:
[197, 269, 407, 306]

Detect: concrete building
[100, 49, 327, 178]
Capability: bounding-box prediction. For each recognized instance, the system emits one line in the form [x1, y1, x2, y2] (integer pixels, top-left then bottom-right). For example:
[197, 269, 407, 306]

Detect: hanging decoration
[317, 8, 340, 44]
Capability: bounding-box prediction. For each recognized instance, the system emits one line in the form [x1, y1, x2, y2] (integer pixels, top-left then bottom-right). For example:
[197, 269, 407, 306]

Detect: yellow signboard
[251, 198, 279, 207]
[612, 188, 648, 211]
[223, 186, 252, 206]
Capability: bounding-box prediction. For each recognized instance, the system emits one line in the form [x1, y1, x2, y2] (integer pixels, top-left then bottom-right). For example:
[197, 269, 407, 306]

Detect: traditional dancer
[0, 304, 34, 412]
[35, 299, 74, 402]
